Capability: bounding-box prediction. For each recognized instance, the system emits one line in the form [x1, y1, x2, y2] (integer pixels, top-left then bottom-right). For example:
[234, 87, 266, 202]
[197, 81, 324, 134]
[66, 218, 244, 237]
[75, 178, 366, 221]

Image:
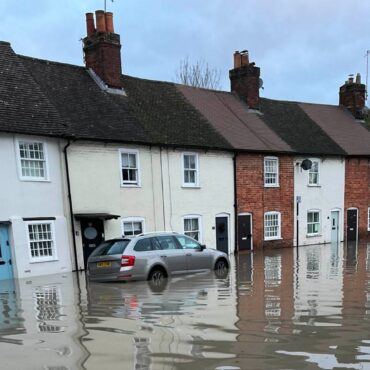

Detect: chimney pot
[86, 13, 95, 37]
[356, 73, 361, 84]
[105, 12, 114, 33]
[241, 51, 249, 66]
[233, 51, 242, 69]
[95, 10, 106, 32]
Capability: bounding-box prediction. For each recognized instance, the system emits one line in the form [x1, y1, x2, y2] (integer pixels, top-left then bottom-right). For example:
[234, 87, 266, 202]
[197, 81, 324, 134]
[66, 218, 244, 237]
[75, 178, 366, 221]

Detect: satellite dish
[259, 78, 264, 89]
[301, 159, 312, 171]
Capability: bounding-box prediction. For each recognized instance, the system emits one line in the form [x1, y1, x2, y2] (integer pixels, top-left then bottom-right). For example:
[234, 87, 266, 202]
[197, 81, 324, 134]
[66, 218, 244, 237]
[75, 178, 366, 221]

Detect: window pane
[128, 153, 137, 168]
[184, 155, 190, 169]
[121, 153, 129, 167]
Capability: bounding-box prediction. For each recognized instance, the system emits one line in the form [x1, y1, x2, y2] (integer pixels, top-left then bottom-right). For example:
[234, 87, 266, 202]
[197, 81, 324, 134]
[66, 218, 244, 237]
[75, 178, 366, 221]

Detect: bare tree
[175, 57, 221, 90]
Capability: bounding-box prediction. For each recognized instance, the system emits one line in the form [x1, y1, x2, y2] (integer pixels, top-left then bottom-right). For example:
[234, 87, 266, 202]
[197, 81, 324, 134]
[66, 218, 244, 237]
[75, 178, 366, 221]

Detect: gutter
[233, 152, 238, 254]
[63, 139, 78, 271]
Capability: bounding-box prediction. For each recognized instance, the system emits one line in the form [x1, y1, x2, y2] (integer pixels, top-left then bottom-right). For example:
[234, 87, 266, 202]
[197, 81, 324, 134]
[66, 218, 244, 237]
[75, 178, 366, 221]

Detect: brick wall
[236, 154, 294, 249]
[344, 158, 370, 239]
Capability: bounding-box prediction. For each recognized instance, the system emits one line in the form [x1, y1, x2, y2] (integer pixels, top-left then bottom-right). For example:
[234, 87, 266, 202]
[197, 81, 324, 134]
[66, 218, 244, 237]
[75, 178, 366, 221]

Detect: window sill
[30, 258, 58, 264]
[306, 234, 321, 238]
[182, 185, 201, 189]
[20, 178, 50, 183]
[264, 237, 282, 241]
[121, 184, 141, 188]
[307, 184, 321, 188]
[264, 184, 280, 188]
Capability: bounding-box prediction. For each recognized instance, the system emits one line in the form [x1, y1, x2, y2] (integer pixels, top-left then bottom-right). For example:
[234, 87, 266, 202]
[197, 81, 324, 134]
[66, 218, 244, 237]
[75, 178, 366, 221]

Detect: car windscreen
[90, 240, 130, 257]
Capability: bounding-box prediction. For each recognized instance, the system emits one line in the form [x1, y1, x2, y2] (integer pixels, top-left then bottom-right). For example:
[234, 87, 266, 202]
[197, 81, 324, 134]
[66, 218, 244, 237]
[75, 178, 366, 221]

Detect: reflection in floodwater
[1, 243, 370, 369]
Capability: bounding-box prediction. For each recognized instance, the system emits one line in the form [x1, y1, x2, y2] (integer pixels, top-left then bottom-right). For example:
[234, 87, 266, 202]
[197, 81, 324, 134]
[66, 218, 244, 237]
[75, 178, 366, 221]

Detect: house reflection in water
[0, 274, 88, 370]
[232, 242, 370, 370]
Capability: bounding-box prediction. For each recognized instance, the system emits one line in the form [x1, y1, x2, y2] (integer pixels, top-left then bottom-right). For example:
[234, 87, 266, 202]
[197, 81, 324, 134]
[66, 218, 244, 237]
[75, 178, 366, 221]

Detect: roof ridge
[18, 54, 86, 70]
[261, 97, 339, 108]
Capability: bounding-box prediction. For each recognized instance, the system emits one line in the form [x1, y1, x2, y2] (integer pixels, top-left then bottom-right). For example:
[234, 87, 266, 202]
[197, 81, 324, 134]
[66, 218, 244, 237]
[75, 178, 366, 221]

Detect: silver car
[87, 232, 229, 283]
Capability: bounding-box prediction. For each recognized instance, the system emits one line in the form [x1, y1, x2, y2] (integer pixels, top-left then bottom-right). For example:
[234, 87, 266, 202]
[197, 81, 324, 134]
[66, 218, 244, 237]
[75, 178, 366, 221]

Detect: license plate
[97, 261, 111, 268]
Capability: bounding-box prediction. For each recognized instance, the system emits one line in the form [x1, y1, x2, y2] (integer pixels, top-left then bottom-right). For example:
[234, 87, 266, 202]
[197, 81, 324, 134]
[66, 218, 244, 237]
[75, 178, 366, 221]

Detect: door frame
[80, 218, 105, 269]
[215, 213, 230, 255]
[346, 207, 358, 242]
[330, 209, 340, 243]
[0, 223, 14, 280]
[238, 212, 253, 251]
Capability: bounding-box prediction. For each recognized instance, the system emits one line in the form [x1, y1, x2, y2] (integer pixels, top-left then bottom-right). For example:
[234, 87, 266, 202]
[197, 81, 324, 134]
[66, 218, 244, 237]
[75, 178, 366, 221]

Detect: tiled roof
[177, 85, 293, 153]
[0, 42, 67, 137]
[20, 55, 231, 150]
[259, 98, 346, 156]
[299, 103, 370, 156]
[1, 41, 369, 156]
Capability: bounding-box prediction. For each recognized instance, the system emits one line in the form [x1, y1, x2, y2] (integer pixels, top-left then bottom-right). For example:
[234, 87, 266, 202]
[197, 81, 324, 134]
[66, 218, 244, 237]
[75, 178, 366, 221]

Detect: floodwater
[1, 242, 370, 370]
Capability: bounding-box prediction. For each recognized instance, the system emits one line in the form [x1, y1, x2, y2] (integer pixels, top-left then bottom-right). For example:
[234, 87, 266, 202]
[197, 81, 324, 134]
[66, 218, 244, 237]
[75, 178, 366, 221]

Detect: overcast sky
[1, 0, 370, 105]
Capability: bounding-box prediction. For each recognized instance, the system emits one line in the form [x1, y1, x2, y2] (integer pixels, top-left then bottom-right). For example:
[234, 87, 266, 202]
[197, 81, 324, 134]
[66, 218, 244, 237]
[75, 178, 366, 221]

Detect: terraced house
[0, 41, 73, 279]
[1, 9, 370, 279]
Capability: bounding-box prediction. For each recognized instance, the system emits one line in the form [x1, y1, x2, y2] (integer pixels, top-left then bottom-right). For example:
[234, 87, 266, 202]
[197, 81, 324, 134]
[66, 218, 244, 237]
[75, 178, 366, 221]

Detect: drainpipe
[63, 139, 78, 271]
[233, 152, 238, 254]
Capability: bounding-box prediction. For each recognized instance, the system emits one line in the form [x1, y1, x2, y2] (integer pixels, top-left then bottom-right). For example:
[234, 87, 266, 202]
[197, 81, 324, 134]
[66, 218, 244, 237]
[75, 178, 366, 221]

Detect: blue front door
[0, 225, 14, 280]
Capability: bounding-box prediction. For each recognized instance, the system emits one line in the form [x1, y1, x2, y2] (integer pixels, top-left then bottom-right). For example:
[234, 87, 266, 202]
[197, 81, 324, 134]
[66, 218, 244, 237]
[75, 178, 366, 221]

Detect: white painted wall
[0, 133, 73, 278]
[294, 157, 345, 246]
[68, 142, 235, 269]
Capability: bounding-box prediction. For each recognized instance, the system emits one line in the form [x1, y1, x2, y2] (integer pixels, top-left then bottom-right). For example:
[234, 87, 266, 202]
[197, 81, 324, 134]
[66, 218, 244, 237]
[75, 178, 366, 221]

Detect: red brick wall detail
[344, 158, 370, 239]
[236, 154, 294, 249]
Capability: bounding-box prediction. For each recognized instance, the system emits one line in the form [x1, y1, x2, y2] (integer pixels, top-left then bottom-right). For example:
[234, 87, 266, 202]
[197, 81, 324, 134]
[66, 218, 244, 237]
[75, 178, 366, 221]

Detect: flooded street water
[1, 242, 370, 369]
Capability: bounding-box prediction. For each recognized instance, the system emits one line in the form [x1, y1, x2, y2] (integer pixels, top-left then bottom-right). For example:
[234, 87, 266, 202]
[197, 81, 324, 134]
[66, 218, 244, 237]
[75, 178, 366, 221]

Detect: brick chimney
[83, 11, 122, 88]
[339, 73, 366, 120]
[229, 50, 261, 109]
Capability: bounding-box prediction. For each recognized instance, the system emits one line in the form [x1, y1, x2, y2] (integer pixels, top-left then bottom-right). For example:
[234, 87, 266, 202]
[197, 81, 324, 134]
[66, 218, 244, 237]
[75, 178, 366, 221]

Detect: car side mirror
[200, 244, 206, 251]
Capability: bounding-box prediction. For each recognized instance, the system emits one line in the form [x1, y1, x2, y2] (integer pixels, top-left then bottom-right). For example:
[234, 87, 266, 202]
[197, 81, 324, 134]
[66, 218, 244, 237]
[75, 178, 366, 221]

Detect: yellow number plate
[97, 261, 111, 268]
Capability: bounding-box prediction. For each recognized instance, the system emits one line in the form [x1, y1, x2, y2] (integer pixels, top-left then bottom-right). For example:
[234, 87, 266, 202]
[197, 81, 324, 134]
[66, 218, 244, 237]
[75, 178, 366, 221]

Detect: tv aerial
[104, 0, 114, 12]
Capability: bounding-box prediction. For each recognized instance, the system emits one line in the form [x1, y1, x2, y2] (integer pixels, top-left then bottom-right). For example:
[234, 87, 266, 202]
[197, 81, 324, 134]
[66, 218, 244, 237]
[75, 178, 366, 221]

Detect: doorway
[346, 209, 358, 242]
[81, 218, 105, 268]
[0, 224, 14, 280]
[215, 215, 229, 254]
[331, 210, 340, 243]
[238, 214, 252, 251]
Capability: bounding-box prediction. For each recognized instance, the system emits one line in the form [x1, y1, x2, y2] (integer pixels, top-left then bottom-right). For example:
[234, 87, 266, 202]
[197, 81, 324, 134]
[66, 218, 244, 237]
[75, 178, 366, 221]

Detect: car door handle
[0, 260, 5, 265]
[186, 253, 192, 257]
[160, 255, 167, 258]
[8, 259, 11, 265]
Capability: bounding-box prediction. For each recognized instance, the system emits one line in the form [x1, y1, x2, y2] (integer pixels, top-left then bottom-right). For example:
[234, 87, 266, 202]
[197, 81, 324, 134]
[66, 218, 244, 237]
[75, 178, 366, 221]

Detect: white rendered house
[68, 142, 235, 270]
[0, 134, 73, 279]
[294, 156, 345, 246]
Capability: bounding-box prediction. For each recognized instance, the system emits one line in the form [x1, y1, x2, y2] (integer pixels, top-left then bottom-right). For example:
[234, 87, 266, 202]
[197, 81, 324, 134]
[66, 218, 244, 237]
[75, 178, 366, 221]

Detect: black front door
[347, 209, 358, 241]
[238, 215, 252, 251]
[216, 217, 229, 254]
[81, 219, 105, 268]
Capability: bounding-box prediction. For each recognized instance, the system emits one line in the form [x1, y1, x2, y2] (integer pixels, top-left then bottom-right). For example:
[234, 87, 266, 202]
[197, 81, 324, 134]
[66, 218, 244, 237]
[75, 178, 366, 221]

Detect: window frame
[121, 217, 145, 237]
[308, 159, 320, 186]
[26, 220, 57, 263]
[182, 214, 203, 243]
[264, 156, 279, 187]
[16, 139, 49, 182]
[119, 148, 141, 187]
[264, 211, 281, 241]
[307, 210, 321, 236]
[182, 152, 200, 188]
